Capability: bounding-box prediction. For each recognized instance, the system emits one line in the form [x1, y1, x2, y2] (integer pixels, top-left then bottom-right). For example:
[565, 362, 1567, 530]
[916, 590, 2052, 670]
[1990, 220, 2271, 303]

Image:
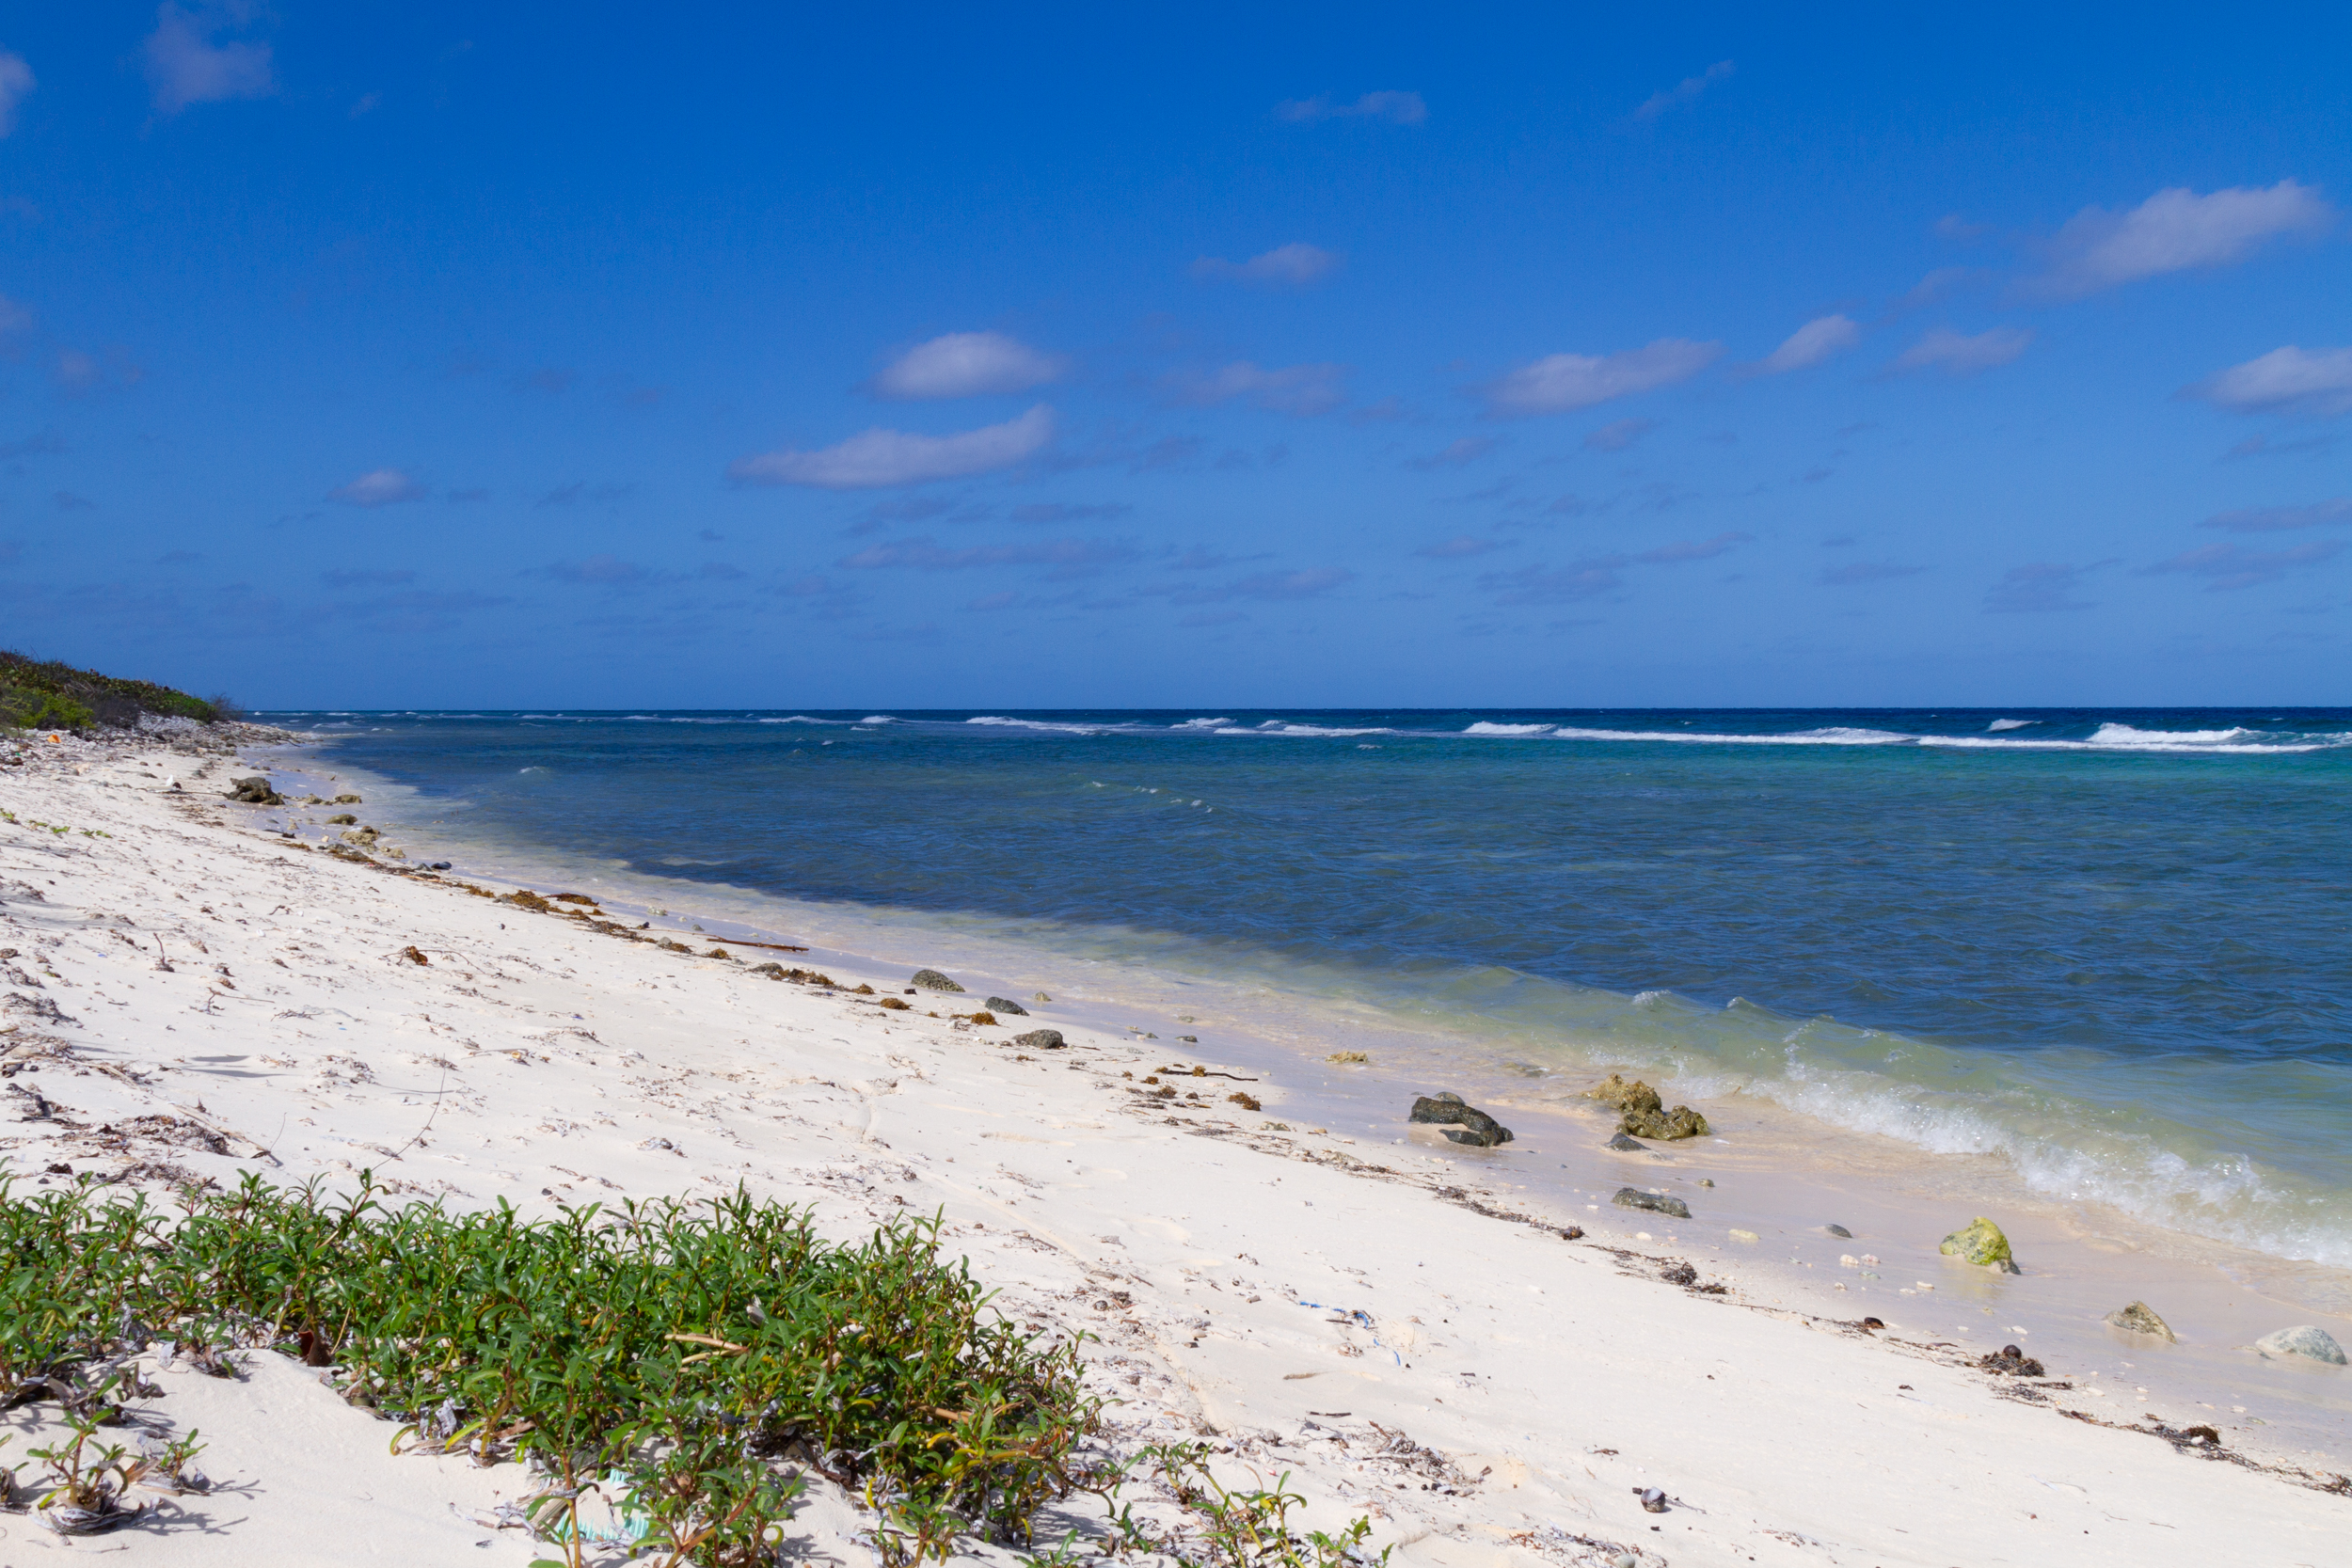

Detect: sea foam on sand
[0, 730, 2345, 1566]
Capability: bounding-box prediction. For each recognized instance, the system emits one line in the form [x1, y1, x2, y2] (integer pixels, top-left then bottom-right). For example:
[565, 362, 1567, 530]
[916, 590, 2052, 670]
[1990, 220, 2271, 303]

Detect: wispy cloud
[1633, 60, 1734, 120]
[2201, 498, 2352, 532]
[1140, 566, 1357, 606]
[144, 4, 275, 115]
[1415, 536, 1506, 559]
[1753, 314, 1860, 374]
[1275, 90, 1424, 125]
[327, 467, 425, 507]
[1406, 436, 1495, 470]
[0, 51, 33, 136]
[2142, 538, 2344, 590]
[837, 536, 1139, 578]
[1984, 561, 2109, 612]
[1481, 340, 1720, 416]
[1191, 243, 1341, 287]
[730, 405, 1056, 488]
[1890, 326, 2031, 376]
[1009, 501, 1130, 524]
[1166, 361, 1350, 417]
[867, 331, 1065, 399]
[1582, 417, 1656, 452]
[538, 554, 660, 586]
[321, 567, 418, 588]
[1819, 561, 1929, 585]
[2188, 345, 2352, 417]
[1480, 532, 1750, 603]
[2031, 181, 2331, 297]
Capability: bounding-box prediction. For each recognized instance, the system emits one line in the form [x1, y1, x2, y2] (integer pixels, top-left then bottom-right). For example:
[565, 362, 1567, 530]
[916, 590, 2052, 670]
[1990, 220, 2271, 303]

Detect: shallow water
[266, 707, 2352, 1279]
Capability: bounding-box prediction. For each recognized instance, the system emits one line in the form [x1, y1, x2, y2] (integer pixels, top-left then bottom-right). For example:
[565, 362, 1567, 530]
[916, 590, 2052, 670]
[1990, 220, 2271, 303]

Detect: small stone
[1177, 1035, 1198, 1042]
[984, 995, 1028, 1015]
[1839, 1254, 1859, 1267]
[2252, 1325, 2346, 1365]
[1697, 1177, 1714, 1186]
[1605, 1132, 1647, 1151]
[1938, 1215, 2019, 1273]
[1410, 1095, 1513, 1145]
[331, 792, 362, 804]
[1013, 1029, 1067, 1051]
[910, 969, 964, 992]
[1613, 1188, 1692, 1220]
[2106, 1301, 2177, 1343]
[1033, 991, 1051, 1002]
[1826, 1224, 1852, 1238]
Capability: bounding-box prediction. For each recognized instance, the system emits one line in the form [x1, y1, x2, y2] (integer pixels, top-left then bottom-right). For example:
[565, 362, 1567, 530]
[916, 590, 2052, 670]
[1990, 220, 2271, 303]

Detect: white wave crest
[1218, 723, 1401, 737]
[967, 717, 1106, 735]
[1463, 722, 1555, 736]
[1547, 725, 1914, 747]
[1986, 718, 2032, 731]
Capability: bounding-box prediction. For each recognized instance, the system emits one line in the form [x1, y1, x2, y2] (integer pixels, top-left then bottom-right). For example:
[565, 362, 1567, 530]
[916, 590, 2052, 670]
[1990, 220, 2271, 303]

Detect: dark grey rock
[1826, 1224, 1852, 1239]
[1442, 1127, 1509, 1148]
[1409, 1094, 1513, 1145]
[2253, 1324, 2345, 1364]
[910, 968, 965, 992]
[1613, 1188, 1692, 1220]
[1606, 1132, 1648, 1151]
[1177, 1034, 1198, 1043]
[1012, 1028, 1066, 1050]
[426, 861, 452, 870]
[984, 995, 1028, 1015]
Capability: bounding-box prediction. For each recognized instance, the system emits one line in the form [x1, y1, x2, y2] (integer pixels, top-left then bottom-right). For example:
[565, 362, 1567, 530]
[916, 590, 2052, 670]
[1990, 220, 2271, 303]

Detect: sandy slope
[0, 730, 2344, 1567]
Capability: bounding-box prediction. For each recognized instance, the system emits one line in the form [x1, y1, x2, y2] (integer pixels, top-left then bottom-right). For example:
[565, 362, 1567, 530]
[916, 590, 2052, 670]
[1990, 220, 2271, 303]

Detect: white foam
[1172, 718, 1234, 729]
[966, 717, 1106, 736]
[1217, 723, 1400, 737]
[1463, 722, 1555, 736]
[1547, 725, 1913, 747]
[1986, 718, 2032, 731]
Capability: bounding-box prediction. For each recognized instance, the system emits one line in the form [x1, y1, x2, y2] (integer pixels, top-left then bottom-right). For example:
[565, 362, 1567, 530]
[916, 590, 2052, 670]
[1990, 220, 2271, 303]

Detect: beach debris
[1327, 1050, 1369, 1064]
[703, 947, 735, 960]
[1938, 1215, 2020, 1273]
[331, 792, 362, 803]
[1583, 1073, 1708, 1139]
[1859, 1317, 1884, 1331]
[1826, 1223, 1852, 1238]
[1728, 1227, 1759, 1243]
[850, 983, 875, 994]
[910, 969, 964, 992]
[326, 813, 358, 825]
[224, 775, 282, 804]
[1409, 1092, 1515, 1147]
[1839, 1254, 1858, 1267]
[1228, 1091, 1263, 1111]
[985, 995, 1028, 1015]
[1013, 1029, 1067, 1050]
[1177, 1034, 1198, 1042]
[1605, 1132, 1647, 1151]
[1636, 1486, 1668, 1513]
[1978, 1345, 2045, 1376]
[402, 945, 430, 965]
[2251, 1324, 2346, 1365]
[1613, 1188, 1692, 1220]
[879, 997, 911, 1011]
[2106, 1300, 2177, 1342]
[967, 1011, 998, 1026]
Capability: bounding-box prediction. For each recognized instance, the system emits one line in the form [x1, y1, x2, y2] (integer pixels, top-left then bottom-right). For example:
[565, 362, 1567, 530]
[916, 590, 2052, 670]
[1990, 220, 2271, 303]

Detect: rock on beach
[2252, 1324, 2345, 1365]
[1012, 1028, 1065, 1050]
[985, 995, 1028, 1015]
[1613, 1188, 1692, 1220]
[1938, 1215, 2020, 1274]
[910, 969, 965, 992]
[1409, 1092, 1514, 1147]
[2106, 1301, 2177, 1342]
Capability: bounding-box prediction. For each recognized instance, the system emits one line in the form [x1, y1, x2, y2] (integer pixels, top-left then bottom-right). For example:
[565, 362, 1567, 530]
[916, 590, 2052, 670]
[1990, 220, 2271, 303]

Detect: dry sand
[1, 728, 2345, 1566]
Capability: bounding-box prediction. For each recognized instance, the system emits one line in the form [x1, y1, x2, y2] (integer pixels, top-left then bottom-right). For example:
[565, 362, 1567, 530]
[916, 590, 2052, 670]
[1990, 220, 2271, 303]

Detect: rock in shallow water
[2106, 1300, 2177, 1342]
[1619, 1103, 1709, 1140]
[910, 969, 965, 992]
[2253, 1324, 2346, 1364]
[1409, 1094, 1513, 1146]
[1613, 1188, 1692, 1219]
[1605, 1132, 1647, 1151]
[1938, 1215, 2020, 1274]
[1583, 1073, 1661, 1114]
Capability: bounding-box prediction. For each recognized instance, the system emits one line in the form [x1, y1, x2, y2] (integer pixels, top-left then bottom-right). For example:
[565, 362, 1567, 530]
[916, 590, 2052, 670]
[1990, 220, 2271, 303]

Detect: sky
[1, 3, 2349, 709]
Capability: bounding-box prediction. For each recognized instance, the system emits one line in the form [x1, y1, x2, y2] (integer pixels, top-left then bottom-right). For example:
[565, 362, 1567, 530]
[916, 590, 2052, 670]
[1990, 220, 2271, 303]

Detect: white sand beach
[2, 726, 2345, 1567]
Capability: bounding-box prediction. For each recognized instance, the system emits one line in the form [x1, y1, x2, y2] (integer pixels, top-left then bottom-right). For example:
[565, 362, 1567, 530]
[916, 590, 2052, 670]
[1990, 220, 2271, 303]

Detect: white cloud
[1890, 325, 2032, 376]
[2037, 181, 2330, 296]
[1634, 60, 1734, 120]
[1582, 417, 1655, 452]
[1191, 243, 1340, 287]
[2201, 499, 2352, 532]
[328, 468, 426, 507]
[1984, 561, 2107, 612]
[1168, 361, 1350, 417]
[867, 332, 1065, 400]
[144, 4, 275, 115]
[837, 536, 1137, 576]
[729, 404, 1056, 489]
[1276, 91, 1424, 125]
[2142, 538, 2344, 590]
[2190, 345, 2352, 417]
[1481, 339, 1721, 416]
[1756, 314, 1860, 374]
[0, 51, 34, 136]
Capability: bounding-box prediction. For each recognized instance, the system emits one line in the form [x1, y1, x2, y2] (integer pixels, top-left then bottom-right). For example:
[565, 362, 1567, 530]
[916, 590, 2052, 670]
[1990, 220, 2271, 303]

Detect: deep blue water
[274, 707, 2352, 1265]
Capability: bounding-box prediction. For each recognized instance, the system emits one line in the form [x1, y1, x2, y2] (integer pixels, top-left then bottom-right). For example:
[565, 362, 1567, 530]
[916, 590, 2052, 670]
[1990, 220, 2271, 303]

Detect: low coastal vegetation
[0, 650, 226, 732]
[0, 1172, 1096, 1562]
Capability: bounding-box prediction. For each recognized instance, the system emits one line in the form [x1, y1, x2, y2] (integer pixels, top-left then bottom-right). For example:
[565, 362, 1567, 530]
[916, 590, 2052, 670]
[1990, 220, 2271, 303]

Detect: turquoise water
[279, 707, 2352, 1268]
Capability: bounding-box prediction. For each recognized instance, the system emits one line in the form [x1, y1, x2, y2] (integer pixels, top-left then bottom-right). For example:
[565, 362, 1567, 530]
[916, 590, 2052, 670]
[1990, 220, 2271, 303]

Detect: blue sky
[2, 4, 2348, 708]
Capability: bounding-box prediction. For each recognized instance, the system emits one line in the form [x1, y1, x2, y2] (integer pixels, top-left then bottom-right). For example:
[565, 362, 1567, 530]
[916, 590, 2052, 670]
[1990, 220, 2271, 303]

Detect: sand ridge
[0, 730, 2343, 1566]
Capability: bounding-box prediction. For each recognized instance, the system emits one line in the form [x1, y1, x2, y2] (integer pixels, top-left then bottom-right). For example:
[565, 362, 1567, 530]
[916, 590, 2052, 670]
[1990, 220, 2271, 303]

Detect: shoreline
[2, 725, 2346, 1564]
[261, 732, 2352, 1452]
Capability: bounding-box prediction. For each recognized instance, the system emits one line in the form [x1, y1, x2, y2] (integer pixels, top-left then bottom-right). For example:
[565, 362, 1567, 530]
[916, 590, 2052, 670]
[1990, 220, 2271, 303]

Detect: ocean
[274, 706, 2352, 1278]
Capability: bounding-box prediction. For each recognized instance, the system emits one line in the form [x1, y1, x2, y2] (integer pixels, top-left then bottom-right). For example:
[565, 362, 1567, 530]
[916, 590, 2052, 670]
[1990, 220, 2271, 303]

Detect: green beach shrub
[0, 650, 221, 730]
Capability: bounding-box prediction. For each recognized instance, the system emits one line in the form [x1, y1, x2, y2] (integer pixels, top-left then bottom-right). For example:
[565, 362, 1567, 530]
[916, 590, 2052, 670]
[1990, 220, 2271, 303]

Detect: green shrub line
[0, 1171, 1099, 1564]
[0, 649, 224, 731]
